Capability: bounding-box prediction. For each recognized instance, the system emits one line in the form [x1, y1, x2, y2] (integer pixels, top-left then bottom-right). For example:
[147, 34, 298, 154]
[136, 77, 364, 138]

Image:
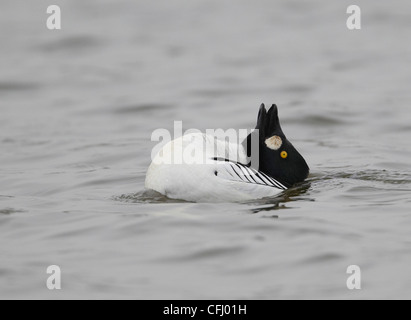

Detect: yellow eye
[281, 151, 288, 159]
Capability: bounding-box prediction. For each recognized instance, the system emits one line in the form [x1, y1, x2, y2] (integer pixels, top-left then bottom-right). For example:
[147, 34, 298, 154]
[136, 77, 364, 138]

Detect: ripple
[114, 104, 172, 115]
[312, 169, 411, 206]
[397, 125, 411, 132]
[0, 208, 25, 215]
[301, 253, 344, 265]
[190, 87, 266, 98]
[114, 190, 189, 204]
[38, 35, 103, 53]
[344, 186, 411, 204]
[157, 245, 246, 263]
[279, 84, 314, 94]
[324, 170, 411, 186]
[0, 81, 41, 92]
[288, 115, 345, 126]
[0, 195, 14, 199]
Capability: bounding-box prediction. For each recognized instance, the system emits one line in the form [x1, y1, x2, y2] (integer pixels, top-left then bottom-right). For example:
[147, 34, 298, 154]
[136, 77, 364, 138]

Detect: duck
[145, 103, 309, 202]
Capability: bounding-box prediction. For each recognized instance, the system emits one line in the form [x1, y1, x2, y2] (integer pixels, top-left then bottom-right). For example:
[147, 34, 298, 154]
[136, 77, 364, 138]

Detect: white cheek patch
[265, 135, 283, 150]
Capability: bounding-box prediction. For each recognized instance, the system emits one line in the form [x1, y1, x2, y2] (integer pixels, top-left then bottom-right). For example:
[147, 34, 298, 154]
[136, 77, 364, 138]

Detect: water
[1, 0, 411, 299]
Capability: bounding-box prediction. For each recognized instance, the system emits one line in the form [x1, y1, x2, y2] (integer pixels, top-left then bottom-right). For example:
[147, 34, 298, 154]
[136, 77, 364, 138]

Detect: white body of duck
[145, 132, 286, 202]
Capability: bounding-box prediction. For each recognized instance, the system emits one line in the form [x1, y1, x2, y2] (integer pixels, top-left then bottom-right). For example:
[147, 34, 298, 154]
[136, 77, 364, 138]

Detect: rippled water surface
[1, 0, 411, 299]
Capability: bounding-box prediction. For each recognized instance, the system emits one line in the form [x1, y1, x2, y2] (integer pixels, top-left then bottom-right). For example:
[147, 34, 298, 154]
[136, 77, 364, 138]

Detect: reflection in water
[115, 181, 313, 214]
[248, 181, 313, 214]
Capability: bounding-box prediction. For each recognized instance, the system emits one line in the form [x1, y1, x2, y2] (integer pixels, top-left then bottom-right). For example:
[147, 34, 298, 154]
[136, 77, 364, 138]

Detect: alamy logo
[346, 5, 361, 30]
[150, 121, 260, 168]
[346, 265, 361, 290]
[47, 5, 61, 30]
[46, 265, 62, 290]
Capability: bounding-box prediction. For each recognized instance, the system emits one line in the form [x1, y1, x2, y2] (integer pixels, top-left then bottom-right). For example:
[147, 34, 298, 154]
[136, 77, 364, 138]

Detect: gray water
[1, 0, 411, 299]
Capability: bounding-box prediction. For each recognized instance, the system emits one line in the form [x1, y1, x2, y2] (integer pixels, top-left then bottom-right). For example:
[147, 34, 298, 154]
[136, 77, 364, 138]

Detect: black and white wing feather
[213, 158, 287, 195]
[225, 162, 287, 190]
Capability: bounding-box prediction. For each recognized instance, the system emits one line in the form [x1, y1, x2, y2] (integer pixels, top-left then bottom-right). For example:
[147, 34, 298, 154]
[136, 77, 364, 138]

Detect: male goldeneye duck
[145, 103, 309, 202]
